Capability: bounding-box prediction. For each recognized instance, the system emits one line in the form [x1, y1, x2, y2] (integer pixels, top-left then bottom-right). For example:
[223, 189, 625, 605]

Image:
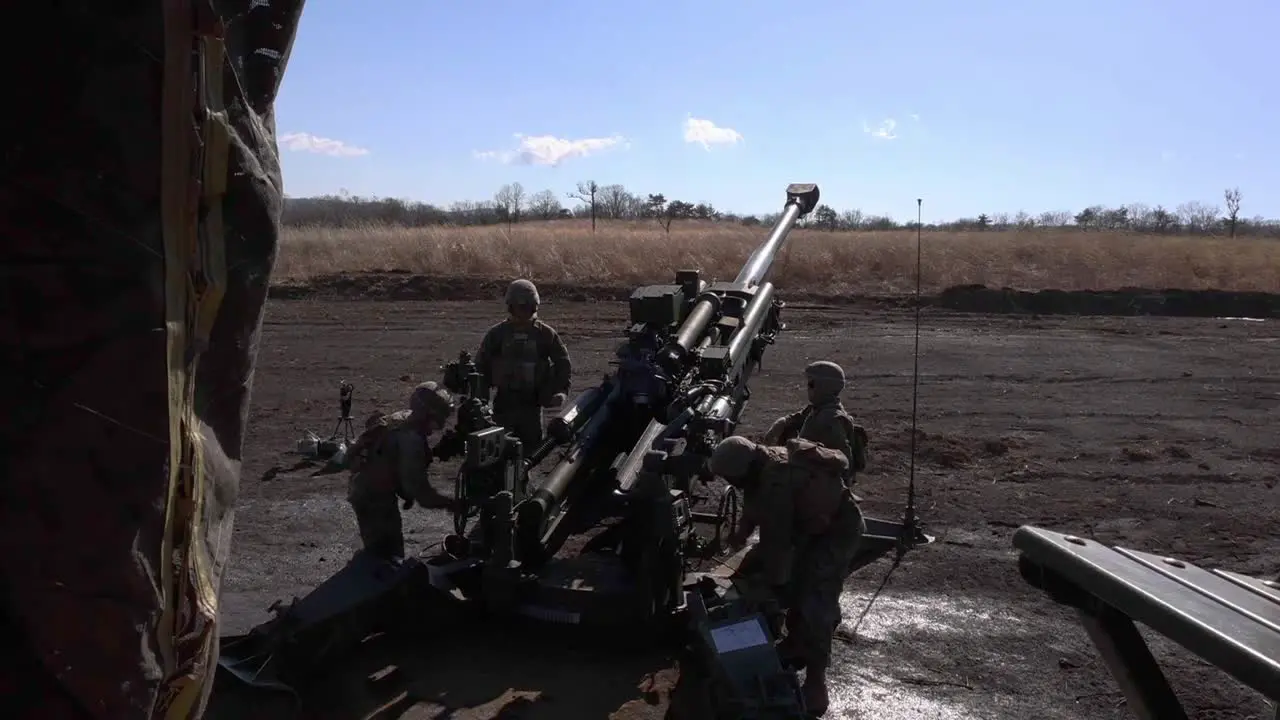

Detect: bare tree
[1176, 201, 1219, 235]
[1223, 187, 1242, 238]
[647, 194, 671, 233]
[597, 184, 631, 219]
[813, 204, 839, 230]
[494, 182, 525, 227]
[1125, 203, 1152, 231]
[1037, 210, 1071, 227]
[1149, 205, 1177, 234]
[839, 209, 863, 230]
[567, 180, 599, 232]
[528, 189, 562, 220]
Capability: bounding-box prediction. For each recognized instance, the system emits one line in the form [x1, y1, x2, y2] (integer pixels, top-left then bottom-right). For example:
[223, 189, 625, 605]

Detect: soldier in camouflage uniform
[764, 360, 868, 485]
[346, 382, 459, 560]
[711, 435, 866, 717]
[474, 279, 573, 451]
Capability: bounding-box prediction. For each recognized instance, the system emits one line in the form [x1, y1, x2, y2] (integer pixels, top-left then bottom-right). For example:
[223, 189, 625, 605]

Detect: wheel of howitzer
[718, 487, 740, 546]
[451, 468, 469, 537]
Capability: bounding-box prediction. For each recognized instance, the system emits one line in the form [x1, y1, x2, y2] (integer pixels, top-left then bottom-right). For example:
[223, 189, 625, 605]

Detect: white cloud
[683, 116, 744, 149]
[278, 131, 370, 157]
[909, 113, 921, 122]
[474, 133, 626, 166]
[862, 118, 898, 140]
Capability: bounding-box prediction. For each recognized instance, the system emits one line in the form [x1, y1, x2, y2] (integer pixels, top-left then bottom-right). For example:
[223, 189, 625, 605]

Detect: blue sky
[275, 0, 1278, 222]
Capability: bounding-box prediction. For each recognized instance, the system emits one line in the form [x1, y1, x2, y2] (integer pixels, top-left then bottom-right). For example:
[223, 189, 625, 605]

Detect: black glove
[433, 429, 464, 460]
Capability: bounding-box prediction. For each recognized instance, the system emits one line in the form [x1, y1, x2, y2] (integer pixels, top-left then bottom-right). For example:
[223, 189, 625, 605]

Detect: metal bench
[1013, 525, 1280, 720]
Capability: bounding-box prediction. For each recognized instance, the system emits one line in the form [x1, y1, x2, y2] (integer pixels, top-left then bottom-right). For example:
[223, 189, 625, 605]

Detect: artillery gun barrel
[516, 184, 819, 558]
[553, 386, 608, 438]
[669, 298, 720, 362]
[734, 200, 805, 289]
[526, 384, 610, 467]
[514, 382, 621, 553]
[722, 281, 775, 375]
[660, 184, 817, 372]
[614, 281, 776, 493]
[613, 415, 680, 494]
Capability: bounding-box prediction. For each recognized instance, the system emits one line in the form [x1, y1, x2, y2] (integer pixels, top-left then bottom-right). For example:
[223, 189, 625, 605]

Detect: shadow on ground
[205, 622, 680, 720]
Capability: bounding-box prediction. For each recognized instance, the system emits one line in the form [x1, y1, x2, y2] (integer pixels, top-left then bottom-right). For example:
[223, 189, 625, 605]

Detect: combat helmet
[804, 360, 845, 399]
[409, 381, 455, 424]
[708, 435, 761, 488]
[505, 278, 540, 306]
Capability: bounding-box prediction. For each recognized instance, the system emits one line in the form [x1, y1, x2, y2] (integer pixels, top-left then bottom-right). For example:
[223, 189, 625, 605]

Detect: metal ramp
[1013, 525, 1280, 720]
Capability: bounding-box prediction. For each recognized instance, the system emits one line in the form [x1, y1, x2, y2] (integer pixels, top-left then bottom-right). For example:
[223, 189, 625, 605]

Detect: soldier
[763, 360, 868, 485]
[345, 381, 459, 560]
[711, 435, 866, 717]
[475, 278, 573, 450]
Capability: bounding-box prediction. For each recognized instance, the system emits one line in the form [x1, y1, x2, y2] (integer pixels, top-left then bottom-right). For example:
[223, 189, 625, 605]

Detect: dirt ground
[207, 296, 1278, 720]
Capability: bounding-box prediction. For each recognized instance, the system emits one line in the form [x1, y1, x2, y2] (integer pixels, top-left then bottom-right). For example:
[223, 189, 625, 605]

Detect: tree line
[283, 182, 1278, 239]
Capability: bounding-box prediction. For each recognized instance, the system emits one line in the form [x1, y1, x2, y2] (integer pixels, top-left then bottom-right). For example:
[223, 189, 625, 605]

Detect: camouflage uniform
[764, 360, 867, 485]
[346, 382, 457, 559]
[2, 3, 303, 717]
[710, 435, 866, 717]
[475, 279, 572, 451]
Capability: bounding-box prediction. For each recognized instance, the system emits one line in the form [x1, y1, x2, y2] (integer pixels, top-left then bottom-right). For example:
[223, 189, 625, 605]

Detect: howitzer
[215, 184, 933, 715]
[431, 184, 821, 625]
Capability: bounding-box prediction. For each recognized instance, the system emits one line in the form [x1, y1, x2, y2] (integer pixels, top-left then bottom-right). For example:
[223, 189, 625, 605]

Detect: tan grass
[276, 219, 1280, 294]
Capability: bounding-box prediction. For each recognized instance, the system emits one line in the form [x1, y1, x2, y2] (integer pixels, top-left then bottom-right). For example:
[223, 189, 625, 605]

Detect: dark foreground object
[1, 1, 303, 718]
[1015, 526, 1280, 720]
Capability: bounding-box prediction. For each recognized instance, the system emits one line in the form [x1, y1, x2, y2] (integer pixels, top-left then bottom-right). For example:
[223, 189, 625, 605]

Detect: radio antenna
[850, 197, 928, 636]
[901, 198, 923, 548]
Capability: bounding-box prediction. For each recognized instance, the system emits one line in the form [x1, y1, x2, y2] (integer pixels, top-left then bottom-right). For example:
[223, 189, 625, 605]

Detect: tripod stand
[331, 381, 356, 444]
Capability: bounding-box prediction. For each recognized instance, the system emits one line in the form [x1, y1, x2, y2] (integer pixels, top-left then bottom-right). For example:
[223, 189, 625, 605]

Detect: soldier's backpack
[784, 438, 852, 535]
[344, 411, 402, 473]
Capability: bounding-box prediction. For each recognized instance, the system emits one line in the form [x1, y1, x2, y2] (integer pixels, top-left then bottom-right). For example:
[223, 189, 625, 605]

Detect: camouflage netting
[1, 1, 303, 718]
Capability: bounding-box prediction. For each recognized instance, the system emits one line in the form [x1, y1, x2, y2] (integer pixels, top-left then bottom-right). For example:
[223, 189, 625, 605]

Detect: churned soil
[207, 294, 1278, 720]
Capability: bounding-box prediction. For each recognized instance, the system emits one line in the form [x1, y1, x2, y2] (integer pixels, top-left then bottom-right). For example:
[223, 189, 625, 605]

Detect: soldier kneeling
[345, 381, 459, 560]
[710, 434, 866, 718]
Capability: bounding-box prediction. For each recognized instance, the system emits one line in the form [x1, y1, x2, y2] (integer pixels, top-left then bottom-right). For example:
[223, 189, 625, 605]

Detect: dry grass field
[275, 219, 1280, 294]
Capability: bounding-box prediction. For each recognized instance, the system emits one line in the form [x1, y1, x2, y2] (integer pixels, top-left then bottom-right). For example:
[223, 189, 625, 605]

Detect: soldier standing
[345, 381, 458, 560]
[710, 434, 866, 717]
[763, 360, 867, 485]
[474, 279, 573, 450]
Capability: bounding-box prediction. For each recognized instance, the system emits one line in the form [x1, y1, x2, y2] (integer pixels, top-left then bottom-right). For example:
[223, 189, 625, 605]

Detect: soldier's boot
[777, 609, 808, 669]
[777, 639, 807, 670]
[801, 665, 830, 717]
